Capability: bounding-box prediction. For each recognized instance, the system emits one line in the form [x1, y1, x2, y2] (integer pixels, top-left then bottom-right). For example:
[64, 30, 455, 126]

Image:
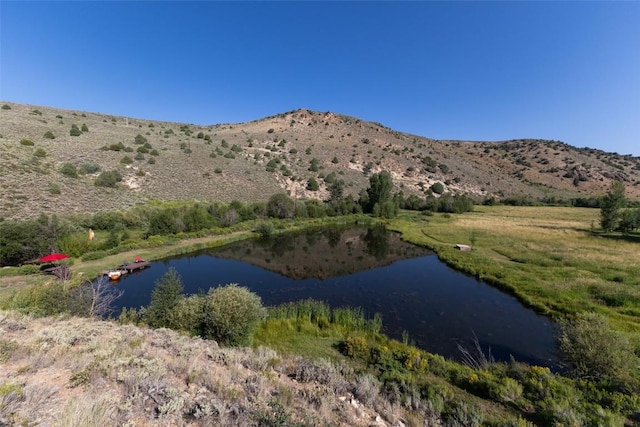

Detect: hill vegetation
[1, 101, 639, 221]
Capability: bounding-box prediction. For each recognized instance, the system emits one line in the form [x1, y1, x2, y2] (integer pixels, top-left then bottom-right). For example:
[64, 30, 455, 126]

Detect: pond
[112, 225, 560, 367]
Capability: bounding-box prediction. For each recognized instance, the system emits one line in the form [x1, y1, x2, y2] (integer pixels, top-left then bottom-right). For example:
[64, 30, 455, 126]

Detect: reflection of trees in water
[322, 228, 344, 248]
[258, 233, 297, 258]
[209, 225, 430, 280]
[362, 224, 390, 260]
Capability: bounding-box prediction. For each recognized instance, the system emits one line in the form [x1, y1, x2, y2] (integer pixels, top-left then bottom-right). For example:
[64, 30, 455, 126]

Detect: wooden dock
[119, 260, 151, 273]
[102, 260, 150, 280]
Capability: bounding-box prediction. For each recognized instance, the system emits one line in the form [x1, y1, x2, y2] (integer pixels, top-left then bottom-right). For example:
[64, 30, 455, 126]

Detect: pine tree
[600, 180, 626, 232]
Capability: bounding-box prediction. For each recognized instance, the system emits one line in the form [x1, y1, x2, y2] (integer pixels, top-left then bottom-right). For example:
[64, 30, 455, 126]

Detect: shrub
[43, 131, 56, 139]
[134, 134, 147, 144]
[20, 139, 34, 146]
[267, 193, 295, 219]
[60, 163, 78, 178]
[33, 148, 47, 158]
[48, 183, 61, 195]
[431, 182, 445, 194]
[265, 159, 279, 172]
[147, 157, 156, 165]
[1, 104, 10, 110]
[306, 177, 319, 191]
[200, 284, 266, 346]
[267, 128, 274, 133]
[255, 220, 274, 238]
[79, 162, 100, 174]
[332, 156, 339, 164]
[120, 156, 133, 164]
[81, 123, 89, 132]
[134, 153, 145, 161]
[94, 170, 123, 188]
[558, 312, 639, 390]
[70, 124, 82, 136]
[103, 142, 125, 151]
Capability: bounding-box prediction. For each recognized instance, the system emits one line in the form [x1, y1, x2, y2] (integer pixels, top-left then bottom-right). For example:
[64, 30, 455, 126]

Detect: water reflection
[113, 225, 560, 367]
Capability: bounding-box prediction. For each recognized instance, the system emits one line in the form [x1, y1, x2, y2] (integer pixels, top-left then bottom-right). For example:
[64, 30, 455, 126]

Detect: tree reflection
[362, 224, 390, 260]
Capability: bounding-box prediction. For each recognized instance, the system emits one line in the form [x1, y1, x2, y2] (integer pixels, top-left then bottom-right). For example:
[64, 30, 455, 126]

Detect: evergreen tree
[145, 268, 184, 329]
[600, 180, 626, 232]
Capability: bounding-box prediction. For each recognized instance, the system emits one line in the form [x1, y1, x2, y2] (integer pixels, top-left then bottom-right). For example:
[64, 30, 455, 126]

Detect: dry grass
[0, 310, 405, 426]
[1, 101, 639, 220]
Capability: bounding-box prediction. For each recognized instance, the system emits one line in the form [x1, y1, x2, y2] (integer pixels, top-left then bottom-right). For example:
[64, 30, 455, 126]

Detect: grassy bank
[388, 206, 640, 336]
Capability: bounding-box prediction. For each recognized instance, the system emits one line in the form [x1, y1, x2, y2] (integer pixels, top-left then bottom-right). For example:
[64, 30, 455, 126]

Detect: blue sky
[1, 1, 639, 155]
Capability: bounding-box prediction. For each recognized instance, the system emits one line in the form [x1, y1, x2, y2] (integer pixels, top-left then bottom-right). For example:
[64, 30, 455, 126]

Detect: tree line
[0, 171, 475, 267]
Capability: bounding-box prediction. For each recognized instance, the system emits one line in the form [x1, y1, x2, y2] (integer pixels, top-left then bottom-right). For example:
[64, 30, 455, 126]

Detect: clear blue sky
[2, 1, 639, 155]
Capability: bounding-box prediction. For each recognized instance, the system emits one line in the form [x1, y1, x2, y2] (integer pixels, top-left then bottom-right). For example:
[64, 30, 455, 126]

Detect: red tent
[38, 253, 69, 263]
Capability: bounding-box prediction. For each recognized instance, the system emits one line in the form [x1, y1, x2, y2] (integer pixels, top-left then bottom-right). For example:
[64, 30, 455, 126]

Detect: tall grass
[267, 299, 382, 335]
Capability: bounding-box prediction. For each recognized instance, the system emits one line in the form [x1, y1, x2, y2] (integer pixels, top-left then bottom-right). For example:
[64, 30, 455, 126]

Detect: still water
[113, 226, 560, 367]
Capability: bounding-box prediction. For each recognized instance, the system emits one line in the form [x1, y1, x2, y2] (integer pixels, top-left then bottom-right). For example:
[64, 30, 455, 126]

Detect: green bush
[79, 163, 100, 174]
[20, 139, 34, 146]
[60, 163, 78, 178]
[94, 170, 123, 188]
[103, 142, 125, 151]
[134, 134, 147, 144]
[431, 182, 445, 194]
[266, 193, 295, 219]
[1, 104, 10, 110]
[200, 284, 266, 346]
[254, 220, 274, 238]
[43, 131, 56, 139]
[33, 148, 47, 158]
[81, 123, 89, 132]
[120, 156, 133, 165]
[70, 124, 82, 136]
[558, 312, 639, 390]
[306, 177, 319, 191]
[48, 183, 61, 195]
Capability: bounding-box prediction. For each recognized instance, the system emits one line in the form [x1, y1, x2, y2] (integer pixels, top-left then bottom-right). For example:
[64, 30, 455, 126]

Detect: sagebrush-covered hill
[1, 101, 639, 220]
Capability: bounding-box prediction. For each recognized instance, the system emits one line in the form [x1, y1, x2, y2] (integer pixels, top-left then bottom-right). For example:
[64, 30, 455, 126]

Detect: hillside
[0, 310, 396, 426]
[1, 101, 639, 220]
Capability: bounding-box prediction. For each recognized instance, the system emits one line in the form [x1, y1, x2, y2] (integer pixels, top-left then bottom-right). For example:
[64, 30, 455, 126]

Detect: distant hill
[1, 101, 639, 220]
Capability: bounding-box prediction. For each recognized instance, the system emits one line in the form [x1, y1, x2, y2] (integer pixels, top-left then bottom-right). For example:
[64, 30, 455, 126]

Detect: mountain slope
[1, 101, 639, 220]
